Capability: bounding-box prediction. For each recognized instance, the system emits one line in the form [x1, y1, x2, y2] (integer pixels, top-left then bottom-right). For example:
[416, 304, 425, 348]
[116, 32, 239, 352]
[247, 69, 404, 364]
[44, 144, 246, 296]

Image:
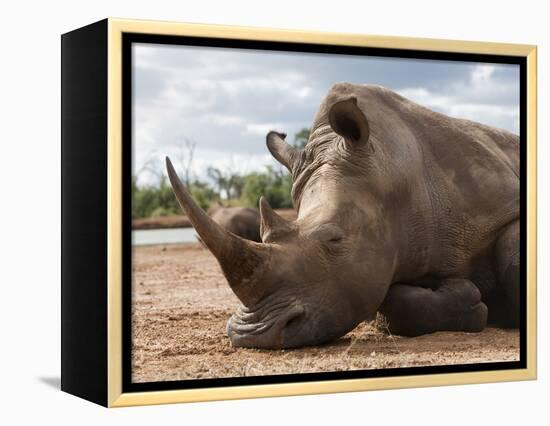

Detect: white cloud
[470, 64, 495, 84]
[135, 147, 278, 187]
[397, 87, 453, 109]
[192, 151, 276, 178]
[205, 114, 245, 127]
[296, 86, 313, 99]
[396, 65, 519, 134]
[244, 123, 283, 136]
[132, 44, 520, 186]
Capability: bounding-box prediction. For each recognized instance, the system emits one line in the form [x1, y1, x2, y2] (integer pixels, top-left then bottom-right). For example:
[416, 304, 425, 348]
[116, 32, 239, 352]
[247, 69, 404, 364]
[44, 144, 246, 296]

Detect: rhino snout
[227, 304, 306, 349]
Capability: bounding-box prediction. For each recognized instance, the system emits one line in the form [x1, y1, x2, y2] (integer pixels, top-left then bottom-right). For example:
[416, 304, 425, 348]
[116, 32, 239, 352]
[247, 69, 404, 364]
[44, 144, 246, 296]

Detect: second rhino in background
[202, 202, 262, 243]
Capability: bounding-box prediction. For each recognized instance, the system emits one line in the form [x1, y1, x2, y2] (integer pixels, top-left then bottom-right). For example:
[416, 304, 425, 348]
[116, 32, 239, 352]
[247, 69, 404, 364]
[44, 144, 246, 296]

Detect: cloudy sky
[132, 43, 519, 186]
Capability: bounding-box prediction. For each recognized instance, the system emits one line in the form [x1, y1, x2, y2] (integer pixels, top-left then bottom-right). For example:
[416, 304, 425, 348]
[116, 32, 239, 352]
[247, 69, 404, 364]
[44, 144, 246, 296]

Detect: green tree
[131, 175, 219, 219]
[293, 128, 310, 149]
[207, 166, 246, 200]
[207, 167, 230, 199]
[189, 181, 219, 210]
[241, 166, 292, 209]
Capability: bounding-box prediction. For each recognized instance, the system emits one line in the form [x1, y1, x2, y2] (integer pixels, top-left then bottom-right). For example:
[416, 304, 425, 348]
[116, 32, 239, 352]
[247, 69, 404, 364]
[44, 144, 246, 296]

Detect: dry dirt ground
[132, 243, 520, 383]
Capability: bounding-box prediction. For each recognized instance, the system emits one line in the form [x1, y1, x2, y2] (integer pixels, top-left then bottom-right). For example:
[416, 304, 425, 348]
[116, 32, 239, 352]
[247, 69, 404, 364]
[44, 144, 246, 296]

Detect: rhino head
[167, 89, 399, 349]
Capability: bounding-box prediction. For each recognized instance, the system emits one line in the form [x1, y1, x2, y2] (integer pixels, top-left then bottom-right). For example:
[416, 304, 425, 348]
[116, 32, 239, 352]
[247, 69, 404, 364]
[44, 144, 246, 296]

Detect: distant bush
[189, 182, 219, 211]
[132, 177, 219, 219]
[241, 167, 293, 209]
[293, 128, 310, 149]
[150, 207, 175, 218]
[132, 166, 293, 219]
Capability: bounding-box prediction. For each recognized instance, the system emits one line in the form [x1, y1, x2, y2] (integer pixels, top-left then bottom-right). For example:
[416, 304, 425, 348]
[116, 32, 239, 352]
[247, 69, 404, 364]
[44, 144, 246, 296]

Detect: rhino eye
[313, 224, 345, 244]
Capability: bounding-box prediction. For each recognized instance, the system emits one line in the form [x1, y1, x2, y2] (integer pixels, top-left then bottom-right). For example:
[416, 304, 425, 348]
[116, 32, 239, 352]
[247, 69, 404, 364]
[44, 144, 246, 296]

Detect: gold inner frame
[106, 18, 537, 407]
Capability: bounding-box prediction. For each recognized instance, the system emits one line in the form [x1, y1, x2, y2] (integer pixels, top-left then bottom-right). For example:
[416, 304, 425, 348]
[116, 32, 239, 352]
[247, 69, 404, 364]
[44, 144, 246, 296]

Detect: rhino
[166, 83, 520, 349]
[205, 202, 261, 242]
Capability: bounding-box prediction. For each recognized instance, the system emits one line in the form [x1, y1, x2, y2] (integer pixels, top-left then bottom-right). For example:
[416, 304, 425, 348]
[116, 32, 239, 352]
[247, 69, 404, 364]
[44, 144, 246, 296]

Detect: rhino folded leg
[379, 279, 488, 337]
[490, 220, 520, 328]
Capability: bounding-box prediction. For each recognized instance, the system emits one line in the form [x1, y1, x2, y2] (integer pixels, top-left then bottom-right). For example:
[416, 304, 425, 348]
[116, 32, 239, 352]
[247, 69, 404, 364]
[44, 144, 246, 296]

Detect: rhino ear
[266, 131, 300, 173]
[328, 97, 370, 148]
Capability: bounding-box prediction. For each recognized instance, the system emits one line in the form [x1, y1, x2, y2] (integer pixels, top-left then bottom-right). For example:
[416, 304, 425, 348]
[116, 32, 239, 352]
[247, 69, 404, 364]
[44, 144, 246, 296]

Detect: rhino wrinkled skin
[167, 83, 520, 349]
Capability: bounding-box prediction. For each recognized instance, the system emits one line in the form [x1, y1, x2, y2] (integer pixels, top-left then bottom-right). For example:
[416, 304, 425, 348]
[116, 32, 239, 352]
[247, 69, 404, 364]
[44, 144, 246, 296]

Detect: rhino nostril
[285, 314, 301, 330]
[281, 305, 305, 332]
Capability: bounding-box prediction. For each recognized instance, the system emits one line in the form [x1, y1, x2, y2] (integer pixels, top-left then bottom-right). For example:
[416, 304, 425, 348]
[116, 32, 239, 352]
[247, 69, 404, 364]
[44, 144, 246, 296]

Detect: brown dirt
[132, 243, 520, 383]
[132, 209, 297, 230]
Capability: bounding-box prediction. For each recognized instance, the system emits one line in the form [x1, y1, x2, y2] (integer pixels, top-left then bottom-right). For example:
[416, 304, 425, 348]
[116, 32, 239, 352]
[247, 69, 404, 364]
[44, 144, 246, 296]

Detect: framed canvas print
[61, 18, 537, 407]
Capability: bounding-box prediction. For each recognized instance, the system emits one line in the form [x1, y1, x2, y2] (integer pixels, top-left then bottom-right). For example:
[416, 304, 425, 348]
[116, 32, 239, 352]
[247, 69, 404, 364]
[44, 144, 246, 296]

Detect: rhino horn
[328, 97, 370, 147]
[259, 196, 293, 240]
[266, 131, 301, 173]
[166, 157, 269, 306]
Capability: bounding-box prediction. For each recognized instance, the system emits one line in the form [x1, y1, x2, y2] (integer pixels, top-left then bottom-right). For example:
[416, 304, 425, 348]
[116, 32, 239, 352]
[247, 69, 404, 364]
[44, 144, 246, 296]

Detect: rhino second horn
[259, 196, 293, 240]
[166, 157, 269, 306]
[266, 131, 301, 173]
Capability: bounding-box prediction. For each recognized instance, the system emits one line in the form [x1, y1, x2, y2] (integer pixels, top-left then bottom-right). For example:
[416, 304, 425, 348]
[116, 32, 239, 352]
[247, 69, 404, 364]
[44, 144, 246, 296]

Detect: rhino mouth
[227, 299, 306, 349]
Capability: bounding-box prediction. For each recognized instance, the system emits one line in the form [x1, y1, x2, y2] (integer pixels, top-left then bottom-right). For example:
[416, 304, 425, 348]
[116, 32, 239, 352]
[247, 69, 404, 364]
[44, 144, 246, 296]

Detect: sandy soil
[132, 243, 520, 383]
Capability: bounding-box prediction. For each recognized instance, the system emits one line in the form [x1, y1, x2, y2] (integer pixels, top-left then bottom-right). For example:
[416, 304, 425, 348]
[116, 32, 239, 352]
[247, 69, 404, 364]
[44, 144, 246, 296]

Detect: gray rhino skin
[206, 203, 261, 242]
[167, 83, 519, 349]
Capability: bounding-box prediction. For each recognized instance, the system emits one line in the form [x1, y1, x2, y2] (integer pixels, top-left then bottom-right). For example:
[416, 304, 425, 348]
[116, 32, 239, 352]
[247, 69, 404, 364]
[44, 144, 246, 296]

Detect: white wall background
[0, 0, 547, 424]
